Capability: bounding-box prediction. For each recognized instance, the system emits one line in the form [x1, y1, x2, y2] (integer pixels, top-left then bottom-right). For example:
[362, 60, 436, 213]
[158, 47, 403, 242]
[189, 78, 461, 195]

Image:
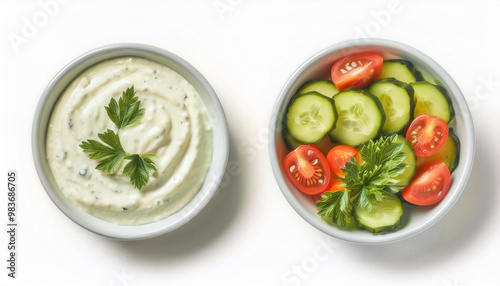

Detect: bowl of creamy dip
[33, 43, 229, 240]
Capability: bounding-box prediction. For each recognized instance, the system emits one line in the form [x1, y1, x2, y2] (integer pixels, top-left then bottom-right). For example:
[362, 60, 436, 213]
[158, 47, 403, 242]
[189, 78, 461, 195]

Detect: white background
[1, 0, 499, 285]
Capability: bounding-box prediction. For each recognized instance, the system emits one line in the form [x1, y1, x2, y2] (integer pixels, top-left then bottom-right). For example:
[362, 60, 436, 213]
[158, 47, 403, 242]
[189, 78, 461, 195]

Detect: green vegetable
[328, 88, 385, 147]
[392, 135, 417, 191]
[285, 92, 337, 144]
[316, 190, 356, 229]
[80, 86, 157, 190]
[105, 86, 145, 130]
[357, 134, 408, 194]
[367, 78, 415, 135]
[80, 129, 127, 174]
[355, 192, 404, 233]
[123, 154, 157, 190]
[297, 79, 339, 98]
[378, 59, 424, 83]
[411, 81, 455, 123]
[316, 135, 407, 229]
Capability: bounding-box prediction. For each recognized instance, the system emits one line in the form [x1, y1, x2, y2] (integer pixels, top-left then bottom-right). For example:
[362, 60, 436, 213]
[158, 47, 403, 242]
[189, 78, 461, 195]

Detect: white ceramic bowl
[33, 43, 229, 240]
[269, 38, 475, 244]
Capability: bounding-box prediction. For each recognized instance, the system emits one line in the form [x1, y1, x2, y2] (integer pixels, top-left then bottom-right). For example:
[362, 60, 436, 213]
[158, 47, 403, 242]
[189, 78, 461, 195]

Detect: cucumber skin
[411, 81, 455, 123]
[448, 129, 460, 173]
[297, 79, 339, 98]
[354, 193, 404, 234]
[380, 59, 424, 83]
[359, 214, 403, 234]
[329, 88, 386, 147]
[283, 131, 302, 150]
[358, 215, 403, 234]
[392, 136, 417, 192]
[284, 91, 338, 144]
[368, 78, 415, 135]
[434, 84, 456, 123]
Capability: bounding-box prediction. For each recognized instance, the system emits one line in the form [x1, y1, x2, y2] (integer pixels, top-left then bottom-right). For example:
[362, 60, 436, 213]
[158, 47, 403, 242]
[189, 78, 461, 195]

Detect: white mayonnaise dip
[46, 57, 213, 225]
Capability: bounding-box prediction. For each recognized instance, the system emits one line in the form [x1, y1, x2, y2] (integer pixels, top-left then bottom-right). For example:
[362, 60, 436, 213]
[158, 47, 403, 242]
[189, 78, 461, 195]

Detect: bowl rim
[268, 38, 476, 244]
[32, 43, 229, 240]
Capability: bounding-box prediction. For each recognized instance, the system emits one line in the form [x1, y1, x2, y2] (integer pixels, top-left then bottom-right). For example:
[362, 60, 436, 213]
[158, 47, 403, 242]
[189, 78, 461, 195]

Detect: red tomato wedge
[406, 114, 449, 157]
[312, 177, 345, 202]
[401, 161, 451, 206]
[283, 145, 331, 195]
[326, 145, 361, 178]
[330, 52, 383, 91]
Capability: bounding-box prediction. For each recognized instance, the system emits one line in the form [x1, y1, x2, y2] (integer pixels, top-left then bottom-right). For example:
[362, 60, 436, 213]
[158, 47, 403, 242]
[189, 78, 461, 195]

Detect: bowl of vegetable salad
[269, 38, 475, 244]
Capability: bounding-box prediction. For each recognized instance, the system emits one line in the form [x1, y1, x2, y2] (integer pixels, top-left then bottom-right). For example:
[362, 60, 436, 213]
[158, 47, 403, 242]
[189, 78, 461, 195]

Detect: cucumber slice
[389, 136, 417, 193]
[297, 79, 339, 98]
[368, 79, 415, 135]
[283, 132, 302, 150]
[285, 92, 337, 144]
[329, 89, 385, 147]
[411, 81, 455, 123]
[416, 128, 460, 173]
[378, 59, 424, 83]
[355, 192, 404, 233]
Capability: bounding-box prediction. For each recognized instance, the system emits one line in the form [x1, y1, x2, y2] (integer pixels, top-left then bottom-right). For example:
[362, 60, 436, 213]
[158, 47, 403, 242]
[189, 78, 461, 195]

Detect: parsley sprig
[80, 129, 127, 174]
[316, 135, 407, 228]
[105, 86, 145, 129]
[80, 86, 157, 190]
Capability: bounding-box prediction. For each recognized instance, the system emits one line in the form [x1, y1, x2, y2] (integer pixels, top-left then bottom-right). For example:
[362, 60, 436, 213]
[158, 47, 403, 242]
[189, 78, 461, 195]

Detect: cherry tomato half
[401, 161, 451, 206]
[330, 52, 383, 91]
[283, 145, 331, 195]
[312, 177, 345, 202]
[326, 145, 361, 178]
[406, 114, 449, 157]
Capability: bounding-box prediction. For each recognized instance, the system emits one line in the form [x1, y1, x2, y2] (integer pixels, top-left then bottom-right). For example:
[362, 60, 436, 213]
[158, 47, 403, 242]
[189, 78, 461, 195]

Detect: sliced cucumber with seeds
[386, 135, 417, 193]
[297, 79, 339, 98]
[329, 89, 385, 147]
[368, 78, 415, 135]
[378, 59, 424, 83]
[285, 92, 337, 144]
[355, 192, 404, 233]
[411, 81, 455, 123]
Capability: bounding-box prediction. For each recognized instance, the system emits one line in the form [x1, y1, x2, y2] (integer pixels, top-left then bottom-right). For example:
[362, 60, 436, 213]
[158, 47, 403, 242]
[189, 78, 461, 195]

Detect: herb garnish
[80, 129, 127, 174]
[80, 86, 157, 190]
[316, 135, 407, 228]
[105, 86, 145, 130]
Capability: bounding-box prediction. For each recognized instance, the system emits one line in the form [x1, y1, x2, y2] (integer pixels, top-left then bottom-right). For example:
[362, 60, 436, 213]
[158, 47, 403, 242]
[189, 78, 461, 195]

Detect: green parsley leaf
[123, 154, 157, 190]
[316, 190, 355, 228]
[105, 85, 145, 130]
[80, 86, 157, 190]
[317, 134, 408, 226]
[358, 135, 407, 193]
[80, 129, 127, 174]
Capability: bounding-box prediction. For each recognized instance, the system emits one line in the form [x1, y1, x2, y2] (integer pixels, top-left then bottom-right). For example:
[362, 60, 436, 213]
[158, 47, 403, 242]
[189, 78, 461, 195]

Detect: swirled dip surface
[46, 57, 212, 225]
